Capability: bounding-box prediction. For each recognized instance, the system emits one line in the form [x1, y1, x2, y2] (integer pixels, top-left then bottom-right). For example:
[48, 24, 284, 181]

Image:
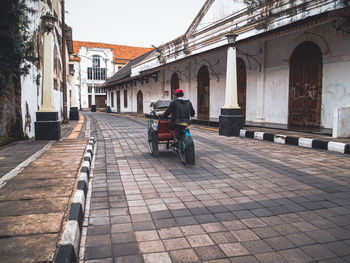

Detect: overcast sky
[65, 0, 206, 48]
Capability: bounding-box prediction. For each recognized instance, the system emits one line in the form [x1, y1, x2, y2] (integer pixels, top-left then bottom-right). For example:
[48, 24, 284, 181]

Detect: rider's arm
[189, 101, 195, 117]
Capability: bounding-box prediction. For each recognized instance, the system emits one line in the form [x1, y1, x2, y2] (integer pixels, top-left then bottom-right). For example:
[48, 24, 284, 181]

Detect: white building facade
[70, 42, 152, 111]
[104, 0, 350, 137]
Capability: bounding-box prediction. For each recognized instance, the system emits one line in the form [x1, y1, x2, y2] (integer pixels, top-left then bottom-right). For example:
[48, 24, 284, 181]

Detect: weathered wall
[125, 21, 350, 130]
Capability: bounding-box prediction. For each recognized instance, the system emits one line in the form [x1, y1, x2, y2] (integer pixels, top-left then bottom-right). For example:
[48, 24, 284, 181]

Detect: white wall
[76, 47, 115, 109]
[115, 22, 350, 130]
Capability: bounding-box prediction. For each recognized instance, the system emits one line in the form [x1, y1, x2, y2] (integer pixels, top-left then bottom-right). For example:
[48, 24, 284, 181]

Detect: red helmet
[175, 89, 184, 97]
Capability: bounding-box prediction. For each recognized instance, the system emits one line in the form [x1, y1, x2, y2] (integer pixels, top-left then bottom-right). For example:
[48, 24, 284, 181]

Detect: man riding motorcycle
[163, 89, 195, 144]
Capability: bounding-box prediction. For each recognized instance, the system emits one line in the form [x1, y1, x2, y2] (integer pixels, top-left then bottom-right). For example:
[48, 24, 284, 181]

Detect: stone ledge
[240, 129, 350, 155]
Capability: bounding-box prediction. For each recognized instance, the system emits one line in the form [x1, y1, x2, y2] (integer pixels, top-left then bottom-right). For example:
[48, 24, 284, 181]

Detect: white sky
[65, 0, 206, 48]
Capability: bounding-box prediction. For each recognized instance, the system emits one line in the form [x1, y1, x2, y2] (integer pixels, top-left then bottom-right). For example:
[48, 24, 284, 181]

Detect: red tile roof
[71, 41, 153, 64]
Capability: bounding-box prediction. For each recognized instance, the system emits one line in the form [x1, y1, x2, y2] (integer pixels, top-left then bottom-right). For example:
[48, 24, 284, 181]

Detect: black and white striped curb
[54, 137, 95, 263]
[240, 129, 350, 155]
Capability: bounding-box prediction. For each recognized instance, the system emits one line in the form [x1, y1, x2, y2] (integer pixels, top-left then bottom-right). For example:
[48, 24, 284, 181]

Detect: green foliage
[0, 0, 38, 79]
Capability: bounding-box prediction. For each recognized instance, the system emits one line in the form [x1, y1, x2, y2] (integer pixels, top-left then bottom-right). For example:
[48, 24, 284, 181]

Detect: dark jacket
[163, 98, 195, 126]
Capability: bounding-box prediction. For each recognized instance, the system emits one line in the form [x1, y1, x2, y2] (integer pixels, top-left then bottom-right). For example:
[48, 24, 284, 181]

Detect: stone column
[219, 45, 244, 136]
[35, 31, 61, 140]
[41, 32, 54, 111]
[91, 67, 96, 112]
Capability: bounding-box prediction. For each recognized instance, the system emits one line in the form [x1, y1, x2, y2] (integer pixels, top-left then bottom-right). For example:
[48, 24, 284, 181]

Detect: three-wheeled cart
[147, 99, 195, 164]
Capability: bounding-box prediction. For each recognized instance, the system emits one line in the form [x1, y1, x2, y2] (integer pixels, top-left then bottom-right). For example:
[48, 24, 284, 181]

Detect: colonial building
[70, 42, 152, 111]
[104, 0, 350, 138]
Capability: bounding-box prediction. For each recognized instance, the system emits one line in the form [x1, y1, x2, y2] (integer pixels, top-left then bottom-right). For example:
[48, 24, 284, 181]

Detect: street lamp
[73, 54, 96, 112]
[225, 33, 238, 46]
[41, 13, 57, 32]
[219, 32, 244, 137]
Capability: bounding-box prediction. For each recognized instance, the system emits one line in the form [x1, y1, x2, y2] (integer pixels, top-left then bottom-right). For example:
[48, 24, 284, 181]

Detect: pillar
[219, 45, 244, 136]
[35, 31, 61, 140]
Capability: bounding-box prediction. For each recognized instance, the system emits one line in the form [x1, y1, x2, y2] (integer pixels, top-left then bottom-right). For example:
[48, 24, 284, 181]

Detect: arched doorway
[197, 65, 210, 120]
[237, 58, 247, 120]
[171, 73, 179, 99]
[289, 41, 322, 127]
[137, 90, 143, 114]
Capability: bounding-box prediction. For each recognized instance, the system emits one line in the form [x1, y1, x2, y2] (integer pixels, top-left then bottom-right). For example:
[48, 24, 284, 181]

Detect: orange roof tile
[72, 41, 153, 64]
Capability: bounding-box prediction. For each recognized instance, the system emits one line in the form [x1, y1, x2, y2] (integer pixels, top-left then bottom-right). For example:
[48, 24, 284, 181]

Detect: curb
[54, 137, 96, 263]
[240, 129, 350, 155]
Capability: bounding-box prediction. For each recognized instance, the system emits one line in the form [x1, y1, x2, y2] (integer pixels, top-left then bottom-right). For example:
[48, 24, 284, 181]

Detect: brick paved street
[81, 112, 350, 263]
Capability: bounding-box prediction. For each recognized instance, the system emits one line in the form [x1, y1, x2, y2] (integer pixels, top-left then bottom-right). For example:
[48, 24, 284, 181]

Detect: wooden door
[117, 90, 121, 112]
[171, 73, 179, 99]
[289, 41, 322, 126]
[137, 90, 143, 113]
[96, 95, 107, 108]
[111, 92, 114, 107]
[197, 66, 210, 120]
[237, 58, 247, 120]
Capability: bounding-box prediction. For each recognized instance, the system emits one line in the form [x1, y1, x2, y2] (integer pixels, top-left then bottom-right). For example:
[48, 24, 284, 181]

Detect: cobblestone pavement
[82, 112, 350, 263]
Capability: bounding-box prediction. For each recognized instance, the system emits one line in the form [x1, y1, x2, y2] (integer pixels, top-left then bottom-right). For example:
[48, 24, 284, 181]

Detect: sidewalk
[0, 115, 88, 263]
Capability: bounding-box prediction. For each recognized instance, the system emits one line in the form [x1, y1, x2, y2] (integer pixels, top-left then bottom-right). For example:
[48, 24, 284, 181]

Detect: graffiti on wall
[290, 82, 317, 100]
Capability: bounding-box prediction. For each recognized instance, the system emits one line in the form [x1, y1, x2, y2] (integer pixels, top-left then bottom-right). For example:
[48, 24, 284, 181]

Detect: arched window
[197, 66, 210, 120]
[171, 73, 179, 99]
[124, 89, 128, 108]
[137, 90, 143, 113]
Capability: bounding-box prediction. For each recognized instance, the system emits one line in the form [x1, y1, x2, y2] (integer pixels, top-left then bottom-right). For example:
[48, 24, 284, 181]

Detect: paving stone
[114, 255, 143, 263]
[301, 244, 337, 261]
[163, 237, 191, 250]
[219, 243, 250, 257]
[112, 242, 140, 257]
[139, 240, 165, 253]
[194, 245, 226, 261]
[132, 221, 156, 231]
[180, 225, 206, 236]
[241, 240, 274, 254]
[142, 251, 172, 262]
[111, 232, 136, 244]
[231, 229, 260, 242]
[279, 248, 313, 263]
[254, 252, 287, 263]
[264, 236, 295, 251]
[85, 245, 113, 260]
[187, 234, 215, 247]
[86, 234, 111, 247]
[209, 231, 238, 244]
[169, 248, 199, 262]
[135, 230, 159, 241]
